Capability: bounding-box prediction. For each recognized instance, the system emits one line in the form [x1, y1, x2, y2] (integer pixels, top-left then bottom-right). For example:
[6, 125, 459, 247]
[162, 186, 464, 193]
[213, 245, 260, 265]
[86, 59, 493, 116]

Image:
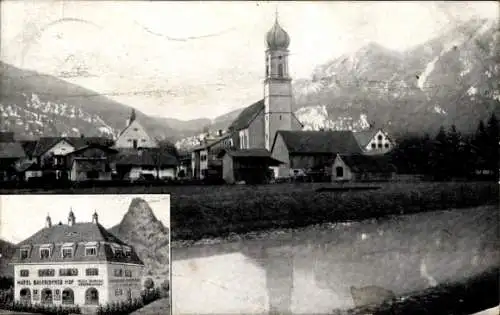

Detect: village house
[10, 210, 144, 310]
[270, 130, 363, 178]
[353, 128, 394, 155]
[113, 109, 157, 149]
[0, 132, 26, 181]
[331, 153, 397, 182]
[114, 110, 179, 180]
[14, 137, 115, 182]
[191, 132, 234, 180]
[220, 149, 282, 184]
[65, 144, 119, 182]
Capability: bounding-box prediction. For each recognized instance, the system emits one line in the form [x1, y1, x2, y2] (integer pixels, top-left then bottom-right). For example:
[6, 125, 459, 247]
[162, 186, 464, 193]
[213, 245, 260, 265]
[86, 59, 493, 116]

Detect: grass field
[3, 181, 498, 241]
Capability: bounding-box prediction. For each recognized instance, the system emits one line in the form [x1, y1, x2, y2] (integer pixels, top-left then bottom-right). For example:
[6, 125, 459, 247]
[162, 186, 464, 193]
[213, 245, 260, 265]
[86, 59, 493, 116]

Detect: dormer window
[62, 247, 73, 259]
[20, 248, 29, 260]
[85, 247, 97, 256]
[40, 248, 51, 259]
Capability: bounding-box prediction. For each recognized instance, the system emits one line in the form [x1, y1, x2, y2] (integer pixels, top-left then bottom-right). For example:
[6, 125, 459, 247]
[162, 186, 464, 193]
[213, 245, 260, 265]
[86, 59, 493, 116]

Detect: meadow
[5, 181, 497, 241]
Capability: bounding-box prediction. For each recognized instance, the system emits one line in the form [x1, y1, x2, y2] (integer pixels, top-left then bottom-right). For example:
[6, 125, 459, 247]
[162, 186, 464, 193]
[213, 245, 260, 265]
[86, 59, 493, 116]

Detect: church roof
[266, 16, 291, 50]
[12, 222, 144, 265]
[228, 99, 265, 132]
[274, 130, 363, 155]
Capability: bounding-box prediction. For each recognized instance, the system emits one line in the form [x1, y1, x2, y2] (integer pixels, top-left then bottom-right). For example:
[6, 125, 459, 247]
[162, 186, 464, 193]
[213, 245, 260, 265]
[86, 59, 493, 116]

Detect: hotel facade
[10, 210, 145, 309]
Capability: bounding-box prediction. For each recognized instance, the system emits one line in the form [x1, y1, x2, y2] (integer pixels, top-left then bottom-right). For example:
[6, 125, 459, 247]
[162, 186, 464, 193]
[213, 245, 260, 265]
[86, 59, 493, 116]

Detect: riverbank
[170, 181, 497, 241]
[335, 267, 499, 315]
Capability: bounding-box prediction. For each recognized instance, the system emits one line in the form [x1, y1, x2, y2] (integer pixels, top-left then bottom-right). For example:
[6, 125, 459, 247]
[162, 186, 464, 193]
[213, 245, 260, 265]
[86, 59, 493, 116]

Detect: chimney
[46, 214, 52, 228]
[92, 211, 99, 224]
[68, 208, 76, 226]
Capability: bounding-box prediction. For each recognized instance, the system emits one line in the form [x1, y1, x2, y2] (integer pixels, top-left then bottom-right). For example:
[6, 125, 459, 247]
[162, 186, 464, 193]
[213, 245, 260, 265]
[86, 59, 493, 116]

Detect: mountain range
[1, 18, 499, 149]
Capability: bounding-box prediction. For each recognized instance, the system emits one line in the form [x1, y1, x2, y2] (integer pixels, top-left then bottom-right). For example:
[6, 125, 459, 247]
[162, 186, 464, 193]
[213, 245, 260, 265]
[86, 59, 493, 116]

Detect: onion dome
[266, 16, 290, 50]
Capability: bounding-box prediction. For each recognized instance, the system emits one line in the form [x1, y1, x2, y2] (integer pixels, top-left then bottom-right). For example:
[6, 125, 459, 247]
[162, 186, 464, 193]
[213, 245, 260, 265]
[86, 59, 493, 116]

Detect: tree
[429, 126, 450, 180]
[486, 113, 500, 177]
[144, 278, 154, 291]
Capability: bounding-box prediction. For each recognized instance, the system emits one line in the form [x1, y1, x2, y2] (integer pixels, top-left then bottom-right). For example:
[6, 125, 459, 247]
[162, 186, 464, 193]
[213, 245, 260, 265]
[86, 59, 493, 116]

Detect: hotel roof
[12, 218, 144, 265]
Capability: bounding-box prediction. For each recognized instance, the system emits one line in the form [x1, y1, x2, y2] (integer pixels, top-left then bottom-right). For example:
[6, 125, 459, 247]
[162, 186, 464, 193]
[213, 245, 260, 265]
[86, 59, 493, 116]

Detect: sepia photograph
[0, 195, 171, 315]
[0, 0, 499, 315]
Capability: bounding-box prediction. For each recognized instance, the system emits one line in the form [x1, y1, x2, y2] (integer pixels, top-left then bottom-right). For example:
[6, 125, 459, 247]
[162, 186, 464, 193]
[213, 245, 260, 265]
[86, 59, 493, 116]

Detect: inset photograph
[0, 194, 170, 315]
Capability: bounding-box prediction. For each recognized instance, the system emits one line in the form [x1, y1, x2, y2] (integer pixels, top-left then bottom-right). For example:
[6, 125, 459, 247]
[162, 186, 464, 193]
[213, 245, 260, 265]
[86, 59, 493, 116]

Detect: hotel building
[10, 210, 145, 309]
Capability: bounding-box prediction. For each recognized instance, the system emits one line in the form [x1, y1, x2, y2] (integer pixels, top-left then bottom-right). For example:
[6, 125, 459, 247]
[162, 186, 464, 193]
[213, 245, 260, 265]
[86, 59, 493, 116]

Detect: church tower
[264, 11, 294, 151]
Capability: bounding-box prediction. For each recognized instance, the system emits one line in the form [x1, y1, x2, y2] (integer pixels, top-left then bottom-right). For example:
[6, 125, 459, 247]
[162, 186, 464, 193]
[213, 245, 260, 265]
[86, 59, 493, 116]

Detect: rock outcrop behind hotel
[110, 198, 170, 277]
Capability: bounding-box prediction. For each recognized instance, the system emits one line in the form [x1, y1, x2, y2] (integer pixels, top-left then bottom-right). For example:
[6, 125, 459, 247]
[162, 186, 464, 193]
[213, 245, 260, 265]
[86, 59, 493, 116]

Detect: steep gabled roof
[0, 142, 26, 159]
[353, 130, 377, 148]
[19, 222, 125, 246]
[228, 99, 265, 132]
[273, 130, 362, 154]
[32, 137, 114, 157]
[12, 222, 144, 265]
[339, 154, 397, 173]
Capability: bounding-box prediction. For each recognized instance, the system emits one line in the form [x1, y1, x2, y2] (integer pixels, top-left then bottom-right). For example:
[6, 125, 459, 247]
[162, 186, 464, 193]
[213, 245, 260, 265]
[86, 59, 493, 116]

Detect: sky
[1, 1, 498, 120]
[0, 194, 170, 244]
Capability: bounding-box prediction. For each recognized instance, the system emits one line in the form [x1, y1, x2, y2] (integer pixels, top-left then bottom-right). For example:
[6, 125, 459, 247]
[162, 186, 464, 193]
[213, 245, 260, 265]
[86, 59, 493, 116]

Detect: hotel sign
[17, 279, 103, 286]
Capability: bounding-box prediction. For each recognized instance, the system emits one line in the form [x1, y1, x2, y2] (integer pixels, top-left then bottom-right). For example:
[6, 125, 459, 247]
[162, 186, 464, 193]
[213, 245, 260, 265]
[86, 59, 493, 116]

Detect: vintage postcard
[0, 1, 499, 315]
[0, 194, 171, 315]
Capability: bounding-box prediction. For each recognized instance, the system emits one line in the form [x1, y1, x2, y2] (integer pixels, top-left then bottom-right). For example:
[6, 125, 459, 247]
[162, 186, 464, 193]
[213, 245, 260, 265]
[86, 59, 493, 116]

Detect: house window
[113, 269, 123, 277]
[378, 143, 383, 148]
[40, 248, 50, 259]
[85, 268, 99, 276]
[115, 289, 123, 296]
[85, 247, 97, 256]
[59, 268, 78, 276]
[20, 270, 29, 277]
[38, 269, 55, 277]
[278, 64, 284, 77]
[124, 270, 132, 277]
[20, 288, 31, 303]
[113, 247, 124, 258]
[41, 288, 53, 305]
[133, 139, 138, 149]
[62, 248, 73, 259]
[20, 249, 29, 260]
[378, 135, 383, 140]
[385, 143, 390, 148]
[141, 139, 146, 142]
[336, 166, 344, 178]
[133, 128, 138, 132]
[279, 115, 282, 120]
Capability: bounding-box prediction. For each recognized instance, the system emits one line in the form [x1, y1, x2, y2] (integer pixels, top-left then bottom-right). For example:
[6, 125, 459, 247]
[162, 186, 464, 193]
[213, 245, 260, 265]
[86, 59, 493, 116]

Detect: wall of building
[105, 263, 144, 304]
[222, 155, 235, 184]
[128, 167, 176, 180]
[40, 140, 75, 167]
[364, 130, 393, 154]
[331, 155, 353, 181]
[14, 262, 110, 306]
[114, 121, 156, 149]
[270, 133, 290, 178]
[248, 110, 265, 149]
[69, 161, 112, 182]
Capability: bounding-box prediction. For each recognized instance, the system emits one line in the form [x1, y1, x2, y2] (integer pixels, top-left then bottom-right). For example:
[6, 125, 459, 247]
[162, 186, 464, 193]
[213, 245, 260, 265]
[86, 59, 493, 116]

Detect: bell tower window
[278, 64, 284, 77]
